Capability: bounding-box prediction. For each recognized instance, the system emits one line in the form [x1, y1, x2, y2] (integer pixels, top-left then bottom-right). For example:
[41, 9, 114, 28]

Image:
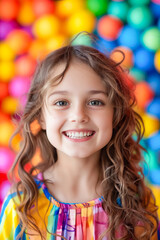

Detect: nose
[69, 103, 89, 123]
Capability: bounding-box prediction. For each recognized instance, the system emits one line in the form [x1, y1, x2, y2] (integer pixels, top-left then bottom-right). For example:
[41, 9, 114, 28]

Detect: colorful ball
[29, 39, 46, 60]
[66, 10, 96, 36]
[134, 48, 155, 72]
[0, 21, 18, 40]
[149, 169, 160, 185]
[86, 0, 108, 16]
[56, 0, 85, 18]
[33, 0, 55, 18]
[127, 6, 153, 30]
[6, 29, 32, 55]
[45, 34, 68, 53]
[0, 181, 11, 201]
[147, 73, 160, 96]
[0, 42, 15, 61]
[0, 0, 20, 21]
[17, 1, 35, 26]
[141, 113, 159, 138]
[118, 26, 140, 50]
[134, 81, 154, 109]
[0, 147, 14, 173]
[107, 1, 129, 22]
[150, 2, 160, 18]
[128, 0, 150, 5]
[0, 61, 15, 82]
[111, 46, 134, 68]
[9, 76, 31, 98]
[96, 38, 117, 53]
[154, 50, 160, 72]
[15, 55, 37, 77]
[146, 98, 160, 119]
[0, 82, 9, 100]
[97, 15, 123, 40]
[71, 33, 92, 46]
[1, 96, 19, 115]
[0, 121, 15, 146]
[130, 68, 146, 82]
[32, 15, 60, 40]
[141, 27, 160, 51]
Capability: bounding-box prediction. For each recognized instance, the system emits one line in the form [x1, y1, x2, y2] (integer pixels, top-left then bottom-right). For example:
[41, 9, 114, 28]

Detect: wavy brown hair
[9, 43, 158, 239]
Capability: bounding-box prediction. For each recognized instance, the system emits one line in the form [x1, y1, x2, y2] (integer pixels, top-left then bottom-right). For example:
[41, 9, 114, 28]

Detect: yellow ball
[45, 34, 68, 53]
[1, 96, 19, 114]
[0, 42, 15, 61]
[0, 61, 15, 82]
[17, 1, 35, 26]
[56, 0, 85, 18]
[0, 121, 14, 146]
[141, 113, 159, 138]
[154, 50, 160, 73]
[149, 184, 160, 218]
[66, 9, 96, 36]
[32, 14, 60, 40]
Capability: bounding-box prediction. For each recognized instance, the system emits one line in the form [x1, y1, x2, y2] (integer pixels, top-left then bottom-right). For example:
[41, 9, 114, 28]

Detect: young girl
[0, 44, 159, 240]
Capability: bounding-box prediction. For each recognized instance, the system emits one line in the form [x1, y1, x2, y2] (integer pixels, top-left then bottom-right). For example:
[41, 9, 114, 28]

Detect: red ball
[97, 15, 123, 40]
[0, 82, 9, 100]
[32, 0, 56, 18]
[0, 0, 20, 21]
[15, 55, 37, 77]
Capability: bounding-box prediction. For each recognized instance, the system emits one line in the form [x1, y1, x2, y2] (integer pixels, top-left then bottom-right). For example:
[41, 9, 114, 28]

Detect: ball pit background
[0, 0, 160, 217]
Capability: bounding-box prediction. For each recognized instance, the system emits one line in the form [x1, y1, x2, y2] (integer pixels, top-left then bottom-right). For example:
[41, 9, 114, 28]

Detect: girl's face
[41, 60, 113, 160]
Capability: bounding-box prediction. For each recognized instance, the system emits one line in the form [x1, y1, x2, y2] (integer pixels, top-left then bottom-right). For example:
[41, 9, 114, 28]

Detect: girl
[0, 43, 159, 240]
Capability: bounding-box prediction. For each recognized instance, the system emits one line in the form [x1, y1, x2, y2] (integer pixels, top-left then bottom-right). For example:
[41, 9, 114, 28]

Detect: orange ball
[6, 29, 32, 55]
[111, 46, 134, 69]
[15, 55, 37, 77]
[134, 81, 154, 109]
[0, 0, 20, 21]
[0, 112, 10, 123]
[0, 121, 14, 146]
[0, 82, 9, 100]
[29, 39, 47, 60]
[98, 15, 123, 40]
[17, 1, 35, 26]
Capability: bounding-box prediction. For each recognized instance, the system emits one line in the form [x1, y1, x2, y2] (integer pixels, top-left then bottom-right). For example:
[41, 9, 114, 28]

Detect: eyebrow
[48, 90, 107, 97]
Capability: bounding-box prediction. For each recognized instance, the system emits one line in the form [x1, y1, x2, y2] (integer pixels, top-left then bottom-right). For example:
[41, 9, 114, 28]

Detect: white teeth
[65, 131, 94, 139]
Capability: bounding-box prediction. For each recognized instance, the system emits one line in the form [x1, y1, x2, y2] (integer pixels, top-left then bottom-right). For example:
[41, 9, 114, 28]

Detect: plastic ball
[118, 26, 140, 50]
[134, 48, 155, 72]
[96, 38, 117, 53]
[56, 0, 85, 18]
[146, 98, 160, 119]
[149, 169, 160, 185]
[130, 68, 146, 82]
[71, 33, 92, 46]
[141, 113, 159, 138]
[111, 46, 133, 68]
[127, 6, 153, 30]
[134, 81, 154, 109]
[0, 42, 15, 61]
[0, 20, 18, 40]
[0, 121, 15, 146]
[141, 27, 160, 51]
[15, 55, 37, 77]
[9, 76, 31, 98]
[32, 15, 60, 40]
[142, 149, 159, 172]
[154, 50, 160, 72]
[147, 73, 160, 96]
[0, 147, 14, 173]
[0, 181, 11, 201]
[0, 0, 20, 21]
[17, 1, 35, 26]
[29, 39, 46, 60]
[6, 29, 32, 55]
[33, 0, 55, 18]
[128, 0, 150, 5]
[97, 15, 123, 40]
[151, 0, 160, 4]
[107, 1, 129, 22]
[150, 2, 160, 18]
[1, 96, 19, 115]
[45, 34, 67, 53]
[0, 112, 10, 123]
[66, 10, 96, 36]
[0, 61, 15, 82]
[86, 0, 108, 16]
[0, 82, 9, 100]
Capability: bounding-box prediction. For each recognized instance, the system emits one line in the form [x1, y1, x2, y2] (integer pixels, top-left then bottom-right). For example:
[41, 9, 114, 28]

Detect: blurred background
[0, 0, 160, 217]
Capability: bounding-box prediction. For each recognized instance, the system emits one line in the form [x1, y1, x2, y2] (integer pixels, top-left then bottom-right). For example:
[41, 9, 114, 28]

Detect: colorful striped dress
[0, 178, 112, 240]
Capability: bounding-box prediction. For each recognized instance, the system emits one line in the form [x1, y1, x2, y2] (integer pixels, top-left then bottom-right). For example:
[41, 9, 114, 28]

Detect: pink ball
[9, 76, 31, 98]
[0, 147, 15, 173]
[0, 180, 11, 201]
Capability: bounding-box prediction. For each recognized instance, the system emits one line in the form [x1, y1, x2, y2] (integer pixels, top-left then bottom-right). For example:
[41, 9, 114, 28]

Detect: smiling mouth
[63, 131, 95, 139]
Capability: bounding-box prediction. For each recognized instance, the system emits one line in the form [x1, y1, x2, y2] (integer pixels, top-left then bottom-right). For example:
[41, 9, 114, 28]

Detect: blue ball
[134, 48, 155, 71]
[118, 25, 140, 50]
[147, 131, 160, 151]
[150, 2, 160, 18]
[146, 98, 160, 119]
[149, 169, 160, 185]
[147, 73, 160, 96]
[96, 37, 117, 54]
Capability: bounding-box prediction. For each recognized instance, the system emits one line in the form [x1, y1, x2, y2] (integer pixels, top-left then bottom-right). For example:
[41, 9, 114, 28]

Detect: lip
[62, 129, 95, 142]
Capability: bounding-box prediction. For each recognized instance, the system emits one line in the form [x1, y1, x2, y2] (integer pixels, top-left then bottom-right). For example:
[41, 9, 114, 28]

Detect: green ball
[130, 68, 146, 82]
[127, 6, 153, 30]
[86, 0, 108, 16]
[128, 0, 150, 6]
[143, 149, 159, 170]
[141, 27, 160, 51]
[71, 33, 92, 47]
[108, 1, 129, 22]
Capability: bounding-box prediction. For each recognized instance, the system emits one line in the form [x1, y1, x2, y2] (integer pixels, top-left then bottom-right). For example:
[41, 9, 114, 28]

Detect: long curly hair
[9, 44, 158, 240]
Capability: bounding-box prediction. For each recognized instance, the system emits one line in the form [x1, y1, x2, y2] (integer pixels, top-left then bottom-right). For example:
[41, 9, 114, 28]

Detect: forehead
[46, 59, 106, 95]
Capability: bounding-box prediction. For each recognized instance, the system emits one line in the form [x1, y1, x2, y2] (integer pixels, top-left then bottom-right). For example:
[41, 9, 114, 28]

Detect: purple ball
[0, 20, 19, 40]
[9, 76, 31, 98]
